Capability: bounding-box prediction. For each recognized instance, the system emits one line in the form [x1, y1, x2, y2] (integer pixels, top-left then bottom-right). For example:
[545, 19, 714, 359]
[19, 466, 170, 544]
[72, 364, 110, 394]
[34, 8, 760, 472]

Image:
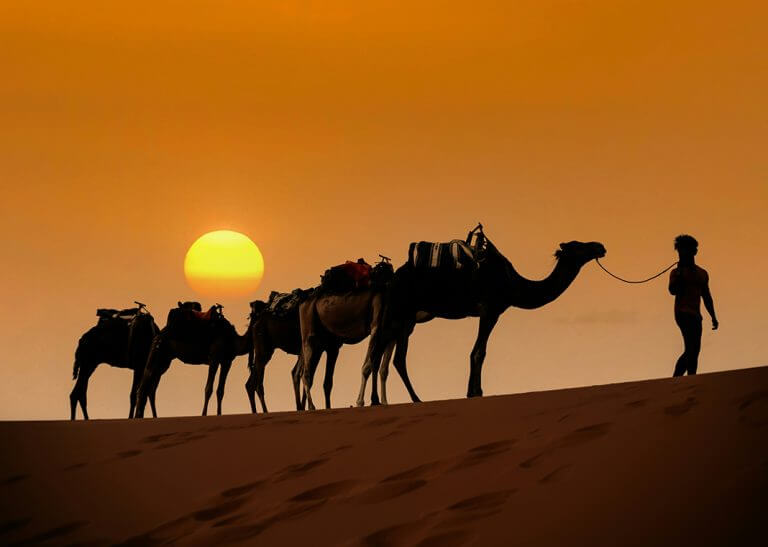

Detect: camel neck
[504, 257, 582, 310]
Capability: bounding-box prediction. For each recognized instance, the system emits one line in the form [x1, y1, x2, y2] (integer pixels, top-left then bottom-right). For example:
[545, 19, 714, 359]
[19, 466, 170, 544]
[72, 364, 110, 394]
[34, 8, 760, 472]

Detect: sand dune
[1, 367, 766, 546]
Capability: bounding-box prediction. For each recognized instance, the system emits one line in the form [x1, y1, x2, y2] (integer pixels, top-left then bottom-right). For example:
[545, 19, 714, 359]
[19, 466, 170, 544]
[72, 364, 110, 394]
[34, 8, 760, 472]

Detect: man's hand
[712, 318, 719, 330]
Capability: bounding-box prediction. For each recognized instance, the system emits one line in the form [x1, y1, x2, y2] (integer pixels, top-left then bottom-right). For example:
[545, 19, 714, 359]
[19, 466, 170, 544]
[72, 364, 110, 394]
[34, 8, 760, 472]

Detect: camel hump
[408, 240, 477, 270]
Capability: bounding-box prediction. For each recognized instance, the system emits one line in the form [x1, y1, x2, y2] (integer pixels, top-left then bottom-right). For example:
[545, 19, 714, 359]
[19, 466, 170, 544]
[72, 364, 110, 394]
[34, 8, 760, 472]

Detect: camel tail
[73, 361, 79, 380]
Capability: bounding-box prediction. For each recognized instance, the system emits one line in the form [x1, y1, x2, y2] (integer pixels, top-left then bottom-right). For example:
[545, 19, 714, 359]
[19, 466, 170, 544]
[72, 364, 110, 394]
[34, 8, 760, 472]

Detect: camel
[134, 304, 252, 418]
[248, 291, 405, 412]
[70, 304, 160, 420]
[298, 287, 396, 411]
[245, 295, 340, 413]
[365, 236, 607, 405]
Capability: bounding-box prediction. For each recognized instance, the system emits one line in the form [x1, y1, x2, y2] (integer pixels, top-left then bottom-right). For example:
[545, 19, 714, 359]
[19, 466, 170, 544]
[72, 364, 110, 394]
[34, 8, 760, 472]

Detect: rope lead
[596, 258, 678, 284]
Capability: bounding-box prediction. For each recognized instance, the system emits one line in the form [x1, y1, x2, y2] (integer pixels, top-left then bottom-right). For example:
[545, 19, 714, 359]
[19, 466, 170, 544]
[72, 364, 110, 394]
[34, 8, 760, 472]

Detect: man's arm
[668, 269, 680, 295]
[702, 280, 718, 330]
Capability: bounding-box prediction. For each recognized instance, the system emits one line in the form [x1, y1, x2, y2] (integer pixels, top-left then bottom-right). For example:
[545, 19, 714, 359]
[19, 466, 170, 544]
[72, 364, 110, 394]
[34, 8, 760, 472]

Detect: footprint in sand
[207, 500, 326, 543]
[369, 416, 400, 427]
[451, 439, 517, 470]
[382, 461, 446, 482]
[358, 520, 426, 547]
[539, 464, 572, 484]
[191, 498, 248, 522]
[274, 458, 329, 482]
[141, 433, 174, 444]
[320, 444, 354, 457]
[448, 489, 516, 513]
[1, 474, 30, 486]
[117, 515, 196, 546]
[289, 480, 358, 502]
[664, 397, 698, 416]
[220, 480, 267, 498]
[377, 430, 403, 441]
[156, 434, 208, 450]
[13, 520, 89, 545]
[415, 529, 475, 547]
[351, 479, 428, 504]
[432, 490, 516, 533]
[555, 422, 612, 448]
[625, 399, 649, 408]
[519, 452, 543, 469]
[737, 390, 768, 427]
[212, 513, 247, 528]
[117, 450, 142, 459]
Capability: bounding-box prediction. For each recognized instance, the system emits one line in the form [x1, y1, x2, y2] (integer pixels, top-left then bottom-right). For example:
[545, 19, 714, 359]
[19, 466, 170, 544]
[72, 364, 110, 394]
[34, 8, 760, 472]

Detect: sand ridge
[1, 367, 767, 546]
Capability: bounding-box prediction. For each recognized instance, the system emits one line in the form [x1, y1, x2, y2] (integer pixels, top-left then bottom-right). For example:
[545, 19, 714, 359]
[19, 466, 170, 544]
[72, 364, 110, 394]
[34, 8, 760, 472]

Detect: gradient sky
[1, 1, 766, 420]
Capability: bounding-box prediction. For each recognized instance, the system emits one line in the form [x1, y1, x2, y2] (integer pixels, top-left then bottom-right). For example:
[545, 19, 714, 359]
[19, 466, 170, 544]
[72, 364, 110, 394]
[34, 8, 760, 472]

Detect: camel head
[555, 241, 606, 266]
[249, 300, 268, 323]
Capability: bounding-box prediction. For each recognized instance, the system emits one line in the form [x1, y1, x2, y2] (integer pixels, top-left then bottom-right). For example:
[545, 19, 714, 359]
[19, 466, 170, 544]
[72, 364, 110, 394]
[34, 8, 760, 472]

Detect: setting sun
[184, 230, 264, 297]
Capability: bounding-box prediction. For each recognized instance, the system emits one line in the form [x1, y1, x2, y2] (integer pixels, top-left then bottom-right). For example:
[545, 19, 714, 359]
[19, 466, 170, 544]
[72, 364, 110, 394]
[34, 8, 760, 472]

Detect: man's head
[674, 234, 698, 259]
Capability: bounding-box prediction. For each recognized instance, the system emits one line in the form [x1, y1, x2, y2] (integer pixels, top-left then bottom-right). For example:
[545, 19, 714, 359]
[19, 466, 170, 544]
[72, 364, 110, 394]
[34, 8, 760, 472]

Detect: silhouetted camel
[70, 306, 160, 420]
[245, 297, 340, 413]
[366, 238, 607, 404]
[134, 305, 252, 417]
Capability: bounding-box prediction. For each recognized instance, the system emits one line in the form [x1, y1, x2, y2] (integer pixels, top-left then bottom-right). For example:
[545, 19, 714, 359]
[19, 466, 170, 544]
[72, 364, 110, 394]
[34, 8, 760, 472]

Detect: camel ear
[559, 242, 566, 249]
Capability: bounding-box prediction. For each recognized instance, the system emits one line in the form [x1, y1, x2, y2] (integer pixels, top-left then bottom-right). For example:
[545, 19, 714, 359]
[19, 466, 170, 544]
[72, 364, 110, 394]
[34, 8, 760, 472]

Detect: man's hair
[674, 234, 698, 251]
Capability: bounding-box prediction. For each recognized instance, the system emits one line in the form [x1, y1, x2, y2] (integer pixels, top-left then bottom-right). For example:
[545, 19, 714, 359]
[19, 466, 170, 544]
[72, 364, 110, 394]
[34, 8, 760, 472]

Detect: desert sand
[1, 367, 766, 546]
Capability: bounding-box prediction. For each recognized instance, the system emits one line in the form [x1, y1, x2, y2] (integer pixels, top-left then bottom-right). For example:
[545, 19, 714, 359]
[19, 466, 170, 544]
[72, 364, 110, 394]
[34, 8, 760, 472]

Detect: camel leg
[202, 363, 219, 416]
[392, 327, 421, 403]
[323, 345, 340, 410]
[128, 367, 142, 419]
[216, 361, 232, 416]
[69, 364, 95, 420]
[245, 367, 259, 413]
[291, 356, 304, 411]
[356, 353, 372, 408]
[254, 361, 268, 413]
[467, 313, 499, 398]
[356, 340, 394, 407]
[135, 363, 161, 418]
[301, 346, 322, 411]
[149, 381, 158, 418]
[380, 341, 395, 405]
[135, 358, 167, 418]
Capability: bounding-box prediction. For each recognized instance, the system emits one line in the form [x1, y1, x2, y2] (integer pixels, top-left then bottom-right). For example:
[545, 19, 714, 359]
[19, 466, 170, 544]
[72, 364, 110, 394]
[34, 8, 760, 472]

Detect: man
[668, 235, 718, 376]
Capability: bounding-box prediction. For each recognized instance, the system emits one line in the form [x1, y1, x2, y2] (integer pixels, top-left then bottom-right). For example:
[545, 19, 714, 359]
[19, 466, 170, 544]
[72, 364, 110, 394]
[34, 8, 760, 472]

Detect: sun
[184, 230, 264, 297]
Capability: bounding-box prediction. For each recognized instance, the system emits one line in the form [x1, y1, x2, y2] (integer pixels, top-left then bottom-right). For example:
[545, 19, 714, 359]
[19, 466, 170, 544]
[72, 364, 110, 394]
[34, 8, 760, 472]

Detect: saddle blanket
[267, 290, 304, 316]
[408, 240, 476, 270]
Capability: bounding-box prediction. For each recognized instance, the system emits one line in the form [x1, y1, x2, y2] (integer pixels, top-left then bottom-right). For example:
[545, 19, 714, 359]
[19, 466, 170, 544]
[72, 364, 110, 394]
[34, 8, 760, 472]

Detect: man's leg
[673, 314, 689, 377]
[684, 316, 703, 375]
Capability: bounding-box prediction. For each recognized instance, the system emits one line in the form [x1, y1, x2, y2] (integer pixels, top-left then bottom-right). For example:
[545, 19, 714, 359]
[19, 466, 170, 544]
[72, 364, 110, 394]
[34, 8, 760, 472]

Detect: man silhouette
[668, 235, 718, 376]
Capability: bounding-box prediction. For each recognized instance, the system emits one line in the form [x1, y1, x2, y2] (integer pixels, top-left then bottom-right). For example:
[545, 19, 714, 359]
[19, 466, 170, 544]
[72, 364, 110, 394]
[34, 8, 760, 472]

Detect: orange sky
[1, 1, 766, 420]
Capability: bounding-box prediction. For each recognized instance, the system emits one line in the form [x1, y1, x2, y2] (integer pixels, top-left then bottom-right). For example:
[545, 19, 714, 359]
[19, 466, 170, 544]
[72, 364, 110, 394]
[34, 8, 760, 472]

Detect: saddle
[96, 307, 142, 322]
[408, 240, 477, 270]
[167, 302, 222, 328]
[321, 258, 373, 293]
[408, 224, 488, 271]
[266, 289, 312, 317]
